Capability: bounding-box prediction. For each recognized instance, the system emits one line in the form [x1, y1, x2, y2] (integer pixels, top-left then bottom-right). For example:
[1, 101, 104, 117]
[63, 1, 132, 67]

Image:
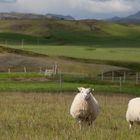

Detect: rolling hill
[0, 18, 140, 71]
[0, 19, 140, 47]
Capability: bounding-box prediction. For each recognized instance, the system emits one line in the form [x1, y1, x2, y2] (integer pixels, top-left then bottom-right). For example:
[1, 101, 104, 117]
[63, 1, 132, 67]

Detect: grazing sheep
[126, 98, 140, 129]
[70, 87, 99, 127]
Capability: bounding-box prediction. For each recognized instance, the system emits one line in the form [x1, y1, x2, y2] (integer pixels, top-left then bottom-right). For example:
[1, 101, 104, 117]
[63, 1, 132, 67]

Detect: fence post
[39, 67, 42, 74]
[136, 72, 139, 85]
[5, 40, 7, 46]
[54, 63, 58, 75]
[24, 67, 27, 73]
[101, 72, 104, 81]
[59, 71, 62, 93]
[123, 71, 126, 83]
[8, 68, 11, 74]
[21, 39, 24, 48]
[112, 71, 114, 82]
[119, 77, 122, 93]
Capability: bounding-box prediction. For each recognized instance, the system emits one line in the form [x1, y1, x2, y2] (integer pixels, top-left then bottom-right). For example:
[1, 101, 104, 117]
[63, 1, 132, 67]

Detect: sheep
[126, 97, 140, 129]
[70, 87, 99, 127]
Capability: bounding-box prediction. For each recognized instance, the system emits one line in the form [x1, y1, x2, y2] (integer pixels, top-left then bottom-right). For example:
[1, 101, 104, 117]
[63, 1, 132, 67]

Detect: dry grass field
[0, 51, 122, 76]
[0, 92, 140, 140]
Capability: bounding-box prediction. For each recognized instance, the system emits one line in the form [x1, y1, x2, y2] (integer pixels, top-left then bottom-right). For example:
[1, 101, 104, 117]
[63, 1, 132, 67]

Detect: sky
[0, 0, 140, 19]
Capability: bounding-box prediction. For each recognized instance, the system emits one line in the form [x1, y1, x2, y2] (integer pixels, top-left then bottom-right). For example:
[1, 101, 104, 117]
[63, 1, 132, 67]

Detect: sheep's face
[78, 87, 94, 100]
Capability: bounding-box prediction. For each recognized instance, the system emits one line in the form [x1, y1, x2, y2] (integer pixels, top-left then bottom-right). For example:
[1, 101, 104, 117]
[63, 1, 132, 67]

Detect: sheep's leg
[88, 120, 92, 126]
[78, 120, 82, 130]
[86, 116, 93, 127]
[137, 121, 140, 125]
[129, 121, 133, 129]
[77, 118, 82, 129]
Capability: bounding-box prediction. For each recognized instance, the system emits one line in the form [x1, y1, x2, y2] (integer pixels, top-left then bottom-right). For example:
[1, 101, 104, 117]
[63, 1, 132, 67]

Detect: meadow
[7, 45, 140, 63]
[0, 19, 140, 140]
[0, 92, 139, 140]
[0, 79, 139, 95]
[0, 19, 140, 71]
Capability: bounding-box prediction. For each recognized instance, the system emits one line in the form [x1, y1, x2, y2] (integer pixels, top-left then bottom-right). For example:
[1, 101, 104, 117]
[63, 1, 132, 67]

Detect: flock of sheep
[70, 87, 140, 129]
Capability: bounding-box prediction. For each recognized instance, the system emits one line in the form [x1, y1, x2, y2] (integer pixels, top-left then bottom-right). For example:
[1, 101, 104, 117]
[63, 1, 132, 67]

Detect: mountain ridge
[107, 11, 140, 23]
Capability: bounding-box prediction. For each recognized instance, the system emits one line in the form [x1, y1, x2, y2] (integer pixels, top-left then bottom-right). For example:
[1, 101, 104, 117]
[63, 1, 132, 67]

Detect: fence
[0, 37, 53, 47]
[0, 68, 139, 93]
[98, 70, 139, 85]
[1, 67, 140, 84]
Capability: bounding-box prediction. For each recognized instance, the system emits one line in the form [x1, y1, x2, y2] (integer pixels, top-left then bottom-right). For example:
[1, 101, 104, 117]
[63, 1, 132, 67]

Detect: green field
[0, 92, 139, 140]
[3, 44, 140, 70]
[6, 45, 140, 63]
[0, 20, 140, 68]
[0, 19, 140, 70]
[0, 80, 139, 95]
[0, 19, 139, 94]
[0, 19, 140, 140]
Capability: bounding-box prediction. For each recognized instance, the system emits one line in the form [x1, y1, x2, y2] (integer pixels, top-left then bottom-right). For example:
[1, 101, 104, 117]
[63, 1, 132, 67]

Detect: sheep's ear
[78, 87, 84, 92]
[90, 88, 94, 93]
[87, 88, 93, 93]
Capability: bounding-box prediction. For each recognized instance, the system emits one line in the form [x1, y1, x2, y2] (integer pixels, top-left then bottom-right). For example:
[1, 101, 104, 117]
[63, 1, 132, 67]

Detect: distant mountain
[0, 12, 45, 20]
[107, 11, 140, 23]
[46, 14, 75, 20]
[106, 16, 121, 22]
[0, 12, 75, 20]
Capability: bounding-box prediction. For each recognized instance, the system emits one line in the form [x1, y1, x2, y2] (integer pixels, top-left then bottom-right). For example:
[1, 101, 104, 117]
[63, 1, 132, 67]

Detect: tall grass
[0, 92, 139, 140]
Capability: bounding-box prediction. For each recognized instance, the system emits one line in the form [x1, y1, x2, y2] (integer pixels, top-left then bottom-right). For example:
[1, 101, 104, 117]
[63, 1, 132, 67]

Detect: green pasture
[6, 45, 140, 63]
[0, 18, 140, 140]
[0, 72, 44, 79]
[0, 19, 140, 70]
[0, 80, 139, 95]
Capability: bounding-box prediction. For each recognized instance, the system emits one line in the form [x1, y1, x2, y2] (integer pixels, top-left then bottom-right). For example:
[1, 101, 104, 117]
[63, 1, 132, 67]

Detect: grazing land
[0, 18, 139, 140]
[0, 19, 139, 94]
[0, 92, 139, 140]
[7, 45, 140, 63]
[0, 19, 140, 70]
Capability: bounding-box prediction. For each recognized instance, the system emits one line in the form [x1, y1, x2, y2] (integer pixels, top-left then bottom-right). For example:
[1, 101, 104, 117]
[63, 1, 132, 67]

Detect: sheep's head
[78, 87, 94, 100]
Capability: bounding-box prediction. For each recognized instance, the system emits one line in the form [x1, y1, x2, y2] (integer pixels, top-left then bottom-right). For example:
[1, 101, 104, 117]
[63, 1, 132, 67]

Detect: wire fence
[1, 68, 139, 85]
[98, 71, 139, 85]
[0, 37, 52, 47]
[0, 67, 139, 94]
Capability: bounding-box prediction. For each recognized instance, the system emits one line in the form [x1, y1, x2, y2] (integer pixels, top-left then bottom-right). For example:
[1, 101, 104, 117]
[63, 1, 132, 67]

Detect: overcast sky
[0, 0, 140, 19]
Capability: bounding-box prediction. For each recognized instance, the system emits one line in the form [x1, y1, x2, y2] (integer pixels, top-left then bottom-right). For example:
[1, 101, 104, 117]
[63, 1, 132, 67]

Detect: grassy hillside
[0, 19, 140, 46]
[2, 44, 140, 70]
[0, 19, 140, 70]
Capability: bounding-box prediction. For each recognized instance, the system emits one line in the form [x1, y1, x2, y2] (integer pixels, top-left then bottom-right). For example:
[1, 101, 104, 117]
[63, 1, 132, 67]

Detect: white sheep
[126, 97, 140, 129]
[70, 87, 99, 127]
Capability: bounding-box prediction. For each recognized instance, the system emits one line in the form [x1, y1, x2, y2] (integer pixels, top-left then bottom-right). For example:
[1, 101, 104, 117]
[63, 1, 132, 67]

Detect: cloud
[68, 0, 133, 13]
[0, 0, 139, 19]
[0, 0, 16, 2]
[17, 0, 140, 14]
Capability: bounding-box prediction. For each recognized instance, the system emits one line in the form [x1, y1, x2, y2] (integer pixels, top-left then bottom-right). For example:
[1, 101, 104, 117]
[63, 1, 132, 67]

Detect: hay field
[0, 92, 139, 140]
